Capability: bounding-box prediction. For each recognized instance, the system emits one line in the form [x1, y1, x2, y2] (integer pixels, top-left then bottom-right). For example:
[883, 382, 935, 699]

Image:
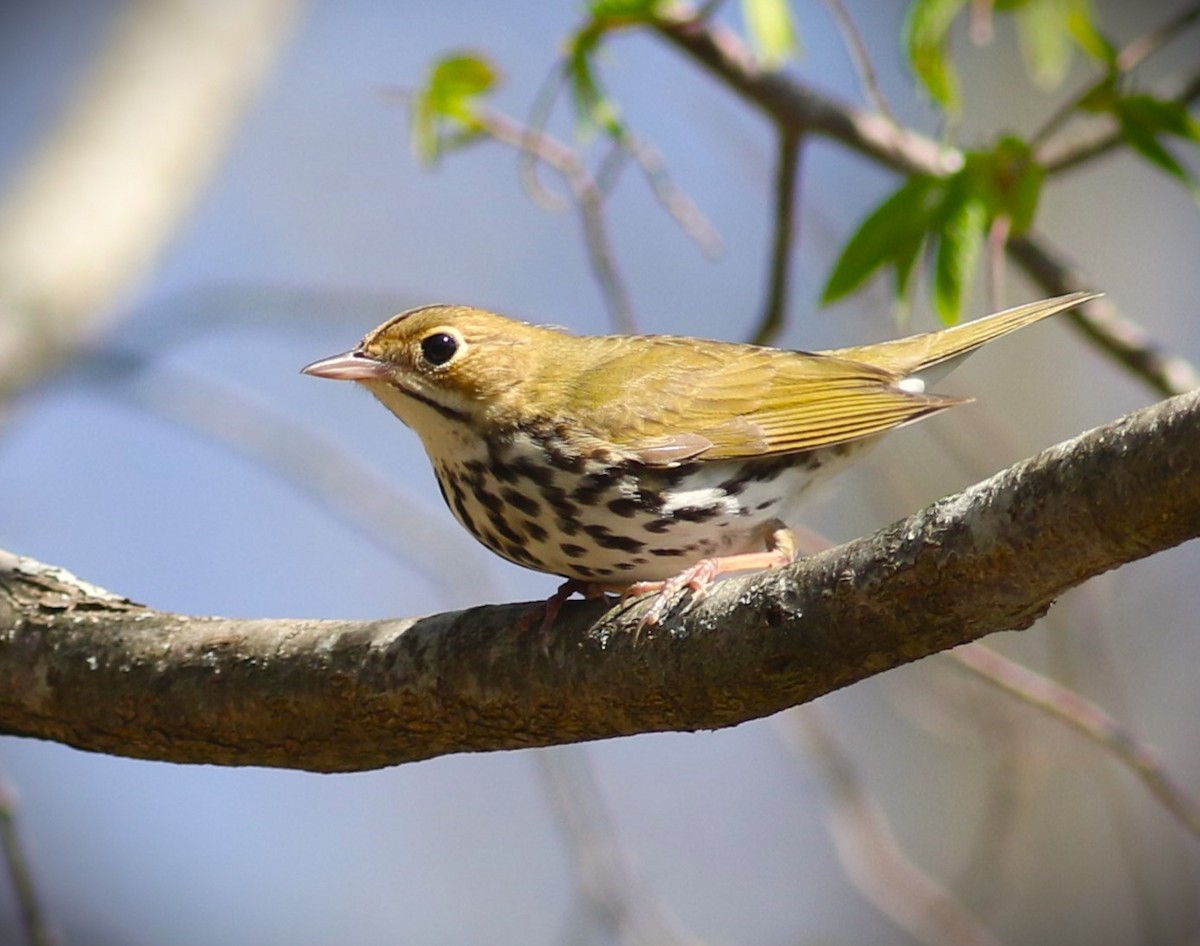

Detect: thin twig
[820, 0, 900, 125]
[0, 777, 56, 946]
[619, 130, 723, 258]
[474, 107, 638, 331]
[1031, 4, 1200, 152]
[1007, 232, 1200, 397]
[537, 749, 708, 946]
[519, 63, 573, 211]
[1038, 63, 1200, 173]
[781, 710, 1005, 946]
[951, 643, 1200, 839]
[750, 130, 802, 346]
[984, 214, 1010, 313]
[1116, 2, 1200, 73]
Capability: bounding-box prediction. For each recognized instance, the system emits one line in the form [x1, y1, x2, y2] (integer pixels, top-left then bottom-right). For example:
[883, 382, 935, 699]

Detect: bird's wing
[570, 336, 965, 466]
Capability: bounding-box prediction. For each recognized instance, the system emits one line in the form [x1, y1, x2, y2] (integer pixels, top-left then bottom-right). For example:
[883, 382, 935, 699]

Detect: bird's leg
[518, 578, 617, 646]
[625, 520, 799, 629]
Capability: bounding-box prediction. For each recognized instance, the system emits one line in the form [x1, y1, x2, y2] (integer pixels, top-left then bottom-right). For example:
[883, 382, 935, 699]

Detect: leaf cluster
[408, 0, 1198, 324]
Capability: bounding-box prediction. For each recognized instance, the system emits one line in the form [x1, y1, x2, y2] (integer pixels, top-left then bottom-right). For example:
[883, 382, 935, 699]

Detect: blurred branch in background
[538, 748, 708, 946]
[781, 709, 1003, 946]
[0, 0, 303, 419]
[950, 643, 1200, 839]
[0, 778, 54, 946]
[83, 349, 496, 608]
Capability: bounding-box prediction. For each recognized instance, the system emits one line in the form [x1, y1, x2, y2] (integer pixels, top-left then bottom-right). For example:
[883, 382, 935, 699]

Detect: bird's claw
[626, 559, 722, 633]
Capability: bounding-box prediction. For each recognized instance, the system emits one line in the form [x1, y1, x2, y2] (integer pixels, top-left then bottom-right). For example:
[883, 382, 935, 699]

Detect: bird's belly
[433, 440, 866, 584]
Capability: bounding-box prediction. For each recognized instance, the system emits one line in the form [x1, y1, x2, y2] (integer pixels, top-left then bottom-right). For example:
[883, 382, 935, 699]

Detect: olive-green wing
[570, 292, 1097, 467]
[569, 336, 963, 466]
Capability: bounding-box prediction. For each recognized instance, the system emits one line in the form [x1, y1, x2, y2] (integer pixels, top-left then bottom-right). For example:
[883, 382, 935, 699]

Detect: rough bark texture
[0, 391, 1197, 773]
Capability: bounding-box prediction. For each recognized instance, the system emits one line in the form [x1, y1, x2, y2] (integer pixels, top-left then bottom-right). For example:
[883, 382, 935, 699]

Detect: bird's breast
[425, 427, 867, 583]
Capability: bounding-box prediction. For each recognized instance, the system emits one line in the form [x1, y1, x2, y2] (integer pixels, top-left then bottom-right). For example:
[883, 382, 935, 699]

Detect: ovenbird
[303, 292, 1094, 624]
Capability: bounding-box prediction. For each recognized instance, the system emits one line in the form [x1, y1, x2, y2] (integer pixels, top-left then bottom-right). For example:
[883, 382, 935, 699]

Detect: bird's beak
[300, 350, 391, 381]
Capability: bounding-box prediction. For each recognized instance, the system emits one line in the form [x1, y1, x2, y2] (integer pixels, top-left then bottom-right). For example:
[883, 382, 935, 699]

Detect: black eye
[420, 332, 459, 366]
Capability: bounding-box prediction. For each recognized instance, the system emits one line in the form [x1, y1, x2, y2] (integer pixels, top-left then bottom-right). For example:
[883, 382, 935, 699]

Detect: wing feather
[566, 336, 962, 466]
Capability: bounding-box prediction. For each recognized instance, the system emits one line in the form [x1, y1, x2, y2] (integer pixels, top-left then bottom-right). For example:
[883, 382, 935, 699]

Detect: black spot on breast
[662, 462, 703, 487]
[572, 467, 624, 505]
[543, 485, 579, 519]
[545, 438, 587, 474]
[509, 454, 556, 488]
[607, 488, 661, 518]
[673, 505, 722, 523]
[503, 542, 536, 565]
[746, 455, 797, 482]
[485, 508, 525, 546]
[524, 520, 549, 542]
[719, 476, 748, 496]
[501, 488, 540, 517]
[486, 456, 520, 484]
[560, 543, 587, 558]
[477, 488, 504, 515]
[583, 524, 645, 553]
[453, 496, 476, 535]
[643, 518, 673, 534]
[649, 547, 685, 557]
[755, 499, 779, 511]
[606, 497, 640, 518]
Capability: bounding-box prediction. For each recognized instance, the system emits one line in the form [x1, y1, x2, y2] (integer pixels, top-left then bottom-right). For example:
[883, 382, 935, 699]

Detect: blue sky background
[1, 2, 1198, 944]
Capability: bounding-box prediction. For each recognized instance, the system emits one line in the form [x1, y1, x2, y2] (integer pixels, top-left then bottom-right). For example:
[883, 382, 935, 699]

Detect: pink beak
[301, 350, 391, 381]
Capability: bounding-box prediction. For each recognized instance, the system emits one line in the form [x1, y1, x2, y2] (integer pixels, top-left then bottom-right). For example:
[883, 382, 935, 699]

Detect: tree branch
[1, 391, 1196, 773]
[0, 0, 301, 418]
[652, 8, 1200, 397]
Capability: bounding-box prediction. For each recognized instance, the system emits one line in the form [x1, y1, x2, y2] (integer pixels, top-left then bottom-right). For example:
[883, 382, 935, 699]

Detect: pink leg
[627, 521, 799, 628]
[518, 579, 617, 646]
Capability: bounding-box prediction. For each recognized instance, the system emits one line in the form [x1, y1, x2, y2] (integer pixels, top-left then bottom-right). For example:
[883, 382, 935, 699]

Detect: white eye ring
[418, 327, 466, 368]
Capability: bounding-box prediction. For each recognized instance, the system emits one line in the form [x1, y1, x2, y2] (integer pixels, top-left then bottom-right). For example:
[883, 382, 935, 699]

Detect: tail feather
[828, 291, 1099, 380]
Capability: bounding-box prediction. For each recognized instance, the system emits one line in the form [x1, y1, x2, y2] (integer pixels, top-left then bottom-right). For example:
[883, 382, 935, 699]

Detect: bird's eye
[420, 331, 459, 366]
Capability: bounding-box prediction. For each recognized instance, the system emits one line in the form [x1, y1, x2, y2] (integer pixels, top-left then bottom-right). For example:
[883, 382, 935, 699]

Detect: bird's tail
[828, 291, 1099, 381]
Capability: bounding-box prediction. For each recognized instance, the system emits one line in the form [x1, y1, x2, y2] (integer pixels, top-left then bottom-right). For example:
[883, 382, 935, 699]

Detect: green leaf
[967, 136, 1045, 235]
[1066, 1, 1116, 65]
[1119, 95, 1200, 144]
[892, 230, 927, 302]
[587, 0, 663, 18]
[934, 191, 986, 323]
[566, 24, 625, 137]
[741, 0, 800, 68]
[427, 54, 496, 116]
[1014, 0, 1074, 90]
[903, 0, 968, 113]
[411, 52, 498, 164]
[821, 176, 941, 304]
[1077, 73, 1118, 113]
[1116, 107, 1200, 199]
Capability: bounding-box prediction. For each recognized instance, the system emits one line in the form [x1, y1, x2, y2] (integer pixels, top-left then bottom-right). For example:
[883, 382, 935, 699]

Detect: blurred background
[0, 1, 1197, 944]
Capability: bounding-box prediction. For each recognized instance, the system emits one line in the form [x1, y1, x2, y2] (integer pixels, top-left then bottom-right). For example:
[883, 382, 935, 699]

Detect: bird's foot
[625, 523, 799, 631]
[518, 579, 616, 650]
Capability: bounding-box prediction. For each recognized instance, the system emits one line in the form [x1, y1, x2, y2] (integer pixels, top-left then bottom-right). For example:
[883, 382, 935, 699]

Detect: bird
[302, 291, 1096, 626]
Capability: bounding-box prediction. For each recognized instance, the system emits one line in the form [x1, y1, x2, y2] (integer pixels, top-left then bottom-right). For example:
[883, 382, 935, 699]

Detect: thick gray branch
[1, 391, 1197, 773]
